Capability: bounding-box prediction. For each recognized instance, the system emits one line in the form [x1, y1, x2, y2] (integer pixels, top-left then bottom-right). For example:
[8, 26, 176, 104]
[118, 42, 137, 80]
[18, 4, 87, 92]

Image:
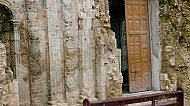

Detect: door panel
[125, 0, 151, 92]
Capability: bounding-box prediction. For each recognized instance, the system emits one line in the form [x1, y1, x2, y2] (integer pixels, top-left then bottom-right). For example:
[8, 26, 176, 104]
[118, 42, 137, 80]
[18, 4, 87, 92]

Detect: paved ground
[185, 99, 190, 106]
[128, 100, 190, 106]
[123, 91, 190, 106]
[125, 99, 190, 106]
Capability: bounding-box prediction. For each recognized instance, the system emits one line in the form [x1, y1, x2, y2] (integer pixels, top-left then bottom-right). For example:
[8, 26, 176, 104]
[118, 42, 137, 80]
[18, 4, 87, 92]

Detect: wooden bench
[83, 87, 184, 106]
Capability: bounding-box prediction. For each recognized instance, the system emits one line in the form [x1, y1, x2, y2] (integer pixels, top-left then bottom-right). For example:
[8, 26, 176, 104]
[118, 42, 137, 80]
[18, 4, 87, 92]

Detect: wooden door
[124, 0, 151, 92]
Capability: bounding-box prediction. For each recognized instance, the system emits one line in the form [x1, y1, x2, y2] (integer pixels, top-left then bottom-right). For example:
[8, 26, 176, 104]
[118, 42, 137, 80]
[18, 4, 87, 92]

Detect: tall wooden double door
[124, 0, 151, 92]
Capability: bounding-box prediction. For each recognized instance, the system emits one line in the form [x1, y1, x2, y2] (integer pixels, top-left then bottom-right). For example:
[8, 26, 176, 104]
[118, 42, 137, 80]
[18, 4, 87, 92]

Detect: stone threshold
[122, 91, 166, 106]
[122, 90, 164, 97]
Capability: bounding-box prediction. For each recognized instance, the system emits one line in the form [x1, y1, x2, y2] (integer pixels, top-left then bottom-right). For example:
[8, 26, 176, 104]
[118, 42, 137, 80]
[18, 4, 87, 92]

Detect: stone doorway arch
[0, 2, 21, 79]
[0, 3, 15, 75]
[0, 1, 21, 105]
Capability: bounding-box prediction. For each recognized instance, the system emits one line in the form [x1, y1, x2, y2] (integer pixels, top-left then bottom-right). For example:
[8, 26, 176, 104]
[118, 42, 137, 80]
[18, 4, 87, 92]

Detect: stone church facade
[0, 0, 163, 106]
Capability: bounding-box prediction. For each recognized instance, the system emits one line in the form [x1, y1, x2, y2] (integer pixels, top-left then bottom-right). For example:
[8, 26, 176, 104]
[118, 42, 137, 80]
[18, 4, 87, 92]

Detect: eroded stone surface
[159, 0, 190, 99]
[0, 41, 18, 106]
[5, 0, 190, 105]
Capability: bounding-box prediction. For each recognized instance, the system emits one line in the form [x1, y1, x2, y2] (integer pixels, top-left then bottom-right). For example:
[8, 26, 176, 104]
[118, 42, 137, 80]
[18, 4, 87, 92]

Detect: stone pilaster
[46, 0, 65, 105]
[93, 0, 108, 100]
[26, 0, 48, 105]
[12, 20, 21, 78]
[10, 20, 21, 106]
[77, 0, 97, 103]
[62, 0, 80, 105]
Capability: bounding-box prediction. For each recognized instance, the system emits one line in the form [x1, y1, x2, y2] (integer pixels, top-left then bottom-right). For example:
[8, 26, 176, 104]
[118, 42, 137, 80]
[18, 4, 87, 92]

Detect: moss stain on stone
[159, 0, 190, 99]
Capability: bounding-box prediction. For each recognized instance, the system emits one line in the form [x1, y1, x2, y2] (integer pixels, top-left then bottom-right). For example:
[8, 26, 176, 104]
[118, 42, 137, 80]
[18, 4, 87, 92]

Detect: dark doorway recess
[108, 0, 129, 92]
[0, 4, 15, 77]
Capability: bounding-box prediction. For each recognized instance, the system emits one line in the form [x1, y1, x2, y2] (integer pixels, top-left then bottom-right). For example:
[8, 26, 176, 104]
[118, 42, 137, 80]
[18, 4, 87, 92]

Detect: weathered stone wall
[159, 0, 190, 99]
[0, 41, 19, 106]
[94, 0, 122, 99]
[0, 1, 20, 106]
[1, 0, 122, 105]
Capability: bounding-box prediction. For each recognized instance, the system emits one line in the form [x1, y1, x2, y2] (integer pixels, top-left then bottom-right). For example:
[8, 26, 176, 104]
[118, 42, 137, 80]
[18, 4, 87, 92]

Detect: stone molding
[0, 0, 20, 20]
[12, 20, 21, 25]
[0, 0, 13, 11]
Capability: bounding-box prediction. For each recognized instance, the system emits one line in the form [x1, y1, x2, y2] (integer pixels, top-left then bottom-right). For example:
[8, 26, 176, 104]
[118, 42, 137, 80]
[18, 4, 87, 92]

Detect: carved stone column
[77, 0, 97, 103]
[9, 19, 21, 106]
[12, 20, 21, 78]
[13, 19, 31, 105]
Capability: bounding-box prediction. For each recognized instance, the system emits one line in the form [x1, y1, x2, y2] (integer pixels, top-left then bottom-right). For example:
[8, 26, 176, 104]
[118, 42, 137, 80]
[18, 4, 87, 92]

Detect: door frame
[148, 0, 160, 91]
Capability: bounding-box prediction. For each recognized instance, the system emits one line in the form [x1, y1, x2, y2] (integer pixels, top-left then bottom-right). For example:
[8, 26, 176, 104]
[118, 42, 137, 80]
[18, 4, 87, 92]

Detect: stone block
[6, 94, 19, 106]
[9, 79, 18, 94]
[160, 73, 169, 81]
[160, 80, 168, 90]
